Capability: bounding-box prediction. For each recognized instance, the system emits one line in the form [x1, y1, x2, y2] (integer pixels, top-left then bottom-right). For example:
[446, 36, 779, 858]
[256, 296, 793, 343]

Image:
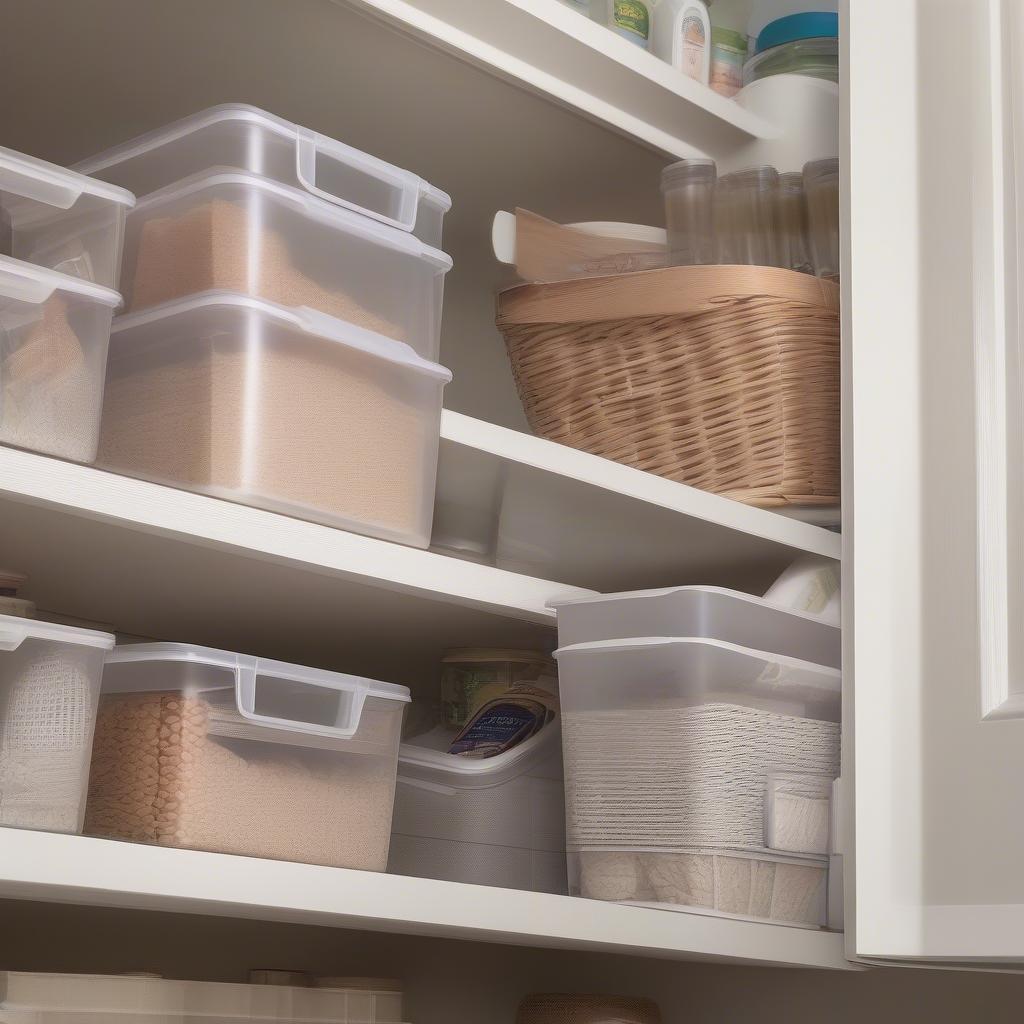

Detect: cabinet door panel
[849, 0, 1024, 961]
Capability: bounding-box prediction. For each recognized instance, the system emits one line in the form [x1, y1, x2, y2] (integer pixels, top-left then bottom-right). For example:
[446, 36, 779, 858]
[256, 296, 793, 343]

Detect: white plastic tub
[0, 614, 115, 834]
[0, 256, 122, 462]
[97, 292, 451, 547]
[555, 637, 840, 926]
[0, 972, 405, 1023]
[118, 170, 451, 360]
[84, 642, 410, 869]
[75, 103, 451, 247]
[552, 585, 841, 668]
[389, 725, 567, 893]
[0, 146, 134, 289]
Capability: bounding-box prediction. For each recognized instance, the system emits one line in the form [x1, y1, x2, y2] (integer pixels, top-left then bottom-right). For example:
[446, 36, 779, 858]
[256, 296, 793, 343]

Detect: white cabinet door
[847, 0, 1024, 962]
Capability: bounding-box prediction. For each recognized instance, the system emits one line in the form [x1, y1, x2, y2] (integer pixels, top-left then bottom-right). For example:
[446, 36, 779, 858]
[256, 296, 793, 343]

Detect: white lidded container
[75, 103, 451, 248]
[552, 585, 840, 668]
[97, 291, 451, 548]
[117, 170, 451, 361]
[0, 256, 122, 462]
[0, 145, 135, 289]
[84, 642, 410, 870]
[389, 725, 567, 893]
[0, 614, 115, 835]
[555, 636, 840, 927]
[0, 972, 405, 1023]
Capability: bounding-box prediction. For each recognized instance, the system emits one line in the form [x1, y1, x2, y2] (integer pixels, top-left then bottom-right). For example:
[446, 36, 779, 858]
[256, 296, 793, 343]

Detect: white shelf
[342, 0, 772, 160]
[0, 445, 582, 686]
[437, 411, 840, 592]
[0, 829, 853, 971]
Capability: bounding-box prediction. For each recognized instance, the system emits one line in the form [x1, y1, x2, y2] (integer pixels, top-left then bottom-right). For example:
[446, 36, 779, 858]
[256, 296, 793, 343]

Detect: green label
[613, 0, 649, 39]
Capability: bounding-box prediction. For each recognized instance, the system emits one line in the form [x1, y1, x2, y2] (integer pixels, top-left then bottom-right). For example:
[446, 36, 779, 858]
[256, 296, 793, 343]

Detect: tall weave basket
[496, 265, 840, 507]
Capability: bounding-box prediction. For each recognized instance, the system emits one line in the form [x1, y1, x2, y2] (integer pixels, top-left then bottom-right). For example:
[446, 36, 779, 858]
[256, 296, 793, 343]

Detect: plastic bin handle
[294, 127, 420, 233]
[0, 163, 84, 211]
[0, 622, 29, 652]
[0, 265, 57, 305]
[234, 658, 369, 740]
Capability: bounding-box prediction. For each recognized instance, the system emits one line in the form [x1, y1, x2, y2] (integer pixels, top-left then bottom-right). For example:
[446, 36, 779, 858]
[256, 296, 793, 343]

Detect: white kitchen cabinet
[1, 0, 1023, 1016]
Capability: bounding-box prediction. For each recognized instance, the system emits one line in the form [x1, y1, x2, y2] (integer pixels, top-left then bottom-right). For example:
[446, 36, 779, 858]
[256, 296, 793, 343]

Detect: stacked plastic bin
[0, 145, 134, 463]
[0, 971, 407, 1023]
[552, 585, 841, 929]
[77, 104, 454, 548]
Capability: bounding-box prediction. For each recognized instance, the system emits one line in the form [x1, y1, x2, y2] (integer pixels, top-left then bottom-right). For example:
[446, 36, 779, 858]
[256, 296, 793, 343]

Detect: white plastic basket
[389, 724, 567, 893]
[0, 614, 114, 835]
[555, 636, 840, 927]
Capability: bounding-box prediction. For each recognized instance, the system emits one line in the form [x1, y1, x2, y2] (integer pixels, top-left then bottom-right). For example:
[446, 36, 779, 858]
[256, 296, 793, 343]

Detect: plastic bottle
[652, 0, 711, 84]
[607, 0, 652, 48]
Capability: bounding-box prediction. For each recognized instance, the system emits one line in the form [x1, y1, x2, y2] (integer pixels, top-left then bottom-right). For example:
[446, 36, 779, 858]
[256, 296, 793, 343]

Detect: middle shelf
[0, 412, 838, 685]
[0, 828, 854, 971]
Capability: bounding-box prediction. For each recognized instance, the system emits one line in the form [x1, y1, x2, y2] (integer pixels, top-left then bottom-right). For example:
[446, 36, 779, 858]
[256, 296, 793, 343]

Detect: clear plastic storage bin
[97, 292, 451, 548]
[0, 614, 115, 834]
[389, 724, 567, 893]
[118, 171, 451, 360]
[552, 586, 840, 668]
[84, 643, 410, 869]
[75, 103, 451, 247]
[0, 146, 134, 289]
[0, 972, 406, 1023]
[0, 256, 122, 462]
[555, 637, 840, 927]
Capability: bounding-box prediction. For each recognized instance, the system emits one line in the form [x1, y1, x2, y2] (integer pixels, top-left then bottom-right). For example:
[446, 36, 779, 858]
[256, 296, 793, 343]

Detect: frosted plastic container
[97, 292, 451, 548]
[551, 585, 841, 668]
[556, 637, 839, 927]
[0, 971, 406, 1023]
[0, 146, 134, 289]
[75, 104, 451, 247]
[660, 159, 716, 266]
[0, 615, 115, 835]
[84, 642, 410, 869]
[0, 256, 122, 462]
[389, 724, 567, 893]
[118, 170, 451, 361]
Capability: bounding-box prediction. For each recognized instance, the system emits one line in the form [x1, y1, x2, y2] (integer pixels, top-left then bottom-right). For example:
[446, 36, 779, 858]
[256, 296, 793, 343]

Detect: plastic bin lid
[0, 611, 115, 653]
[550, 583, 839, 623]
[74, 103, 450, 218]
[554, 636, 841, 716]
[0, 145, 135, 209]
[0, 971, 403, 1021]
[131, 169, 452, 271]
[0, 254, 122, 308]
[111, 290, 453, 384]
[755, 12, 839, 53]
[105, 641, 410, 702]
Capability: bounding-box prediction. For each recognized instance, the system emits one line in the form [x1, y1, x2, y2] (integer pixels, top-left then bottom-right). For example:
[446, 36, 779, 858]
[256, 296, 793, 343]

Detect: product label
[448, 702, 541, 757]
[613, 0, 649, 41]
[680, 12, 707, 81]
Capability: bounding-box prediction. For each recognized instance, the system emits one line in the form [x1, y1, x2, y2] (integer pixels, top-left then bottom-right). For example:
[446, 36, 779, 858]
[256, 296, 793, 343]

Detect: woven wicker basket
[496, 265, 840, 508]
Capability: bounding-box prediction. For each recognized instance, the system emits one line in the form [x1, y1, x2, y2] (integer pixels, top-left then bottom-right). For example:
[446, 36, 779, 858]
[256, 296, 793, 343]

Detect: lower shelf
[0, 829, 853, 971]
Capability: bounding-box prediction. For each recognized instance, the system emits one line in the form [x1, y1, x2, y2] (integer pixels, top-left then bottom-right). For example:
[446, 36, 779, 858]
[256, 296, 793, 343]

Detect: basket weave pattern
[498, 272, 840, 507]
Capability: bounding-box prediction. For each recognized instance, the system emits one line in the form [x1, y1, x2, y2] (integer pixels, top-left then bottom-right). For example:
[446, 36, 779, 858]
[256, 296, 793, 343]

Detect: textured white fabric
[562, 702, 839, 850]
